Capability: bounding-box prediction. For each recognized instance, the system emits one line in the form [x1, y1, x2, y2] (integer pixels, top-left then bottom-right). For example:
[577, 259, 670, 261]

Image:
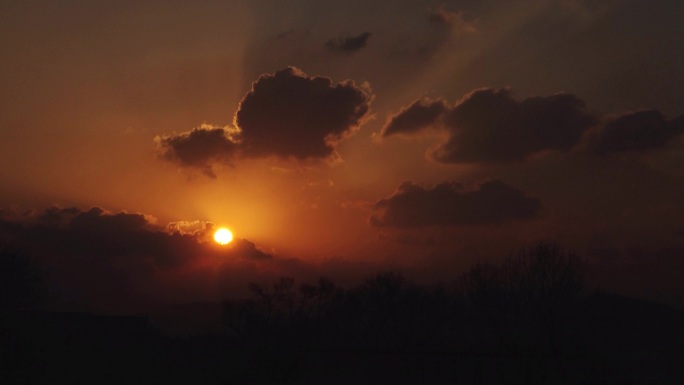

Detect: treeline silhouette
[2, 242, 683, 384]
[219, 243, 600, 383]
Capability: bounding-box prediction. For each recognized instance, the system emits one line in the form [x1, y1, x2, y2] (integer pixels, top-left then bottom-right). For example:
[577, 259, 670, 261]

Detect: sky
[1, 0, 684, 312]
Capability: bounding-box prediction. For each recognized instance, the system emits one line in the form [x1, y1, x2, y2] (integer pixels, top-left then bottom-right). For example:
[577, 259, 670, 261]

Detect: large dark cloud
[0, 207, 271, 312]
[157, 68, 372, 175]
[382, 88, 598, 164]
[325, 32, 371, 53]
[370, 180, 541, 228]
[235, 67, 372, 159]
[589, 110, 684, 155]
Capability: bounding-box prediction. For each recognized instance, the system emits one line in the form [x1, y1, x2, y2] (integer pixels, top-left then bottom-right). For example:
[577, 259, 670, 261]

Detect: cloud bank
[382, 88, 684, 164]
[0, 207, 271, 311]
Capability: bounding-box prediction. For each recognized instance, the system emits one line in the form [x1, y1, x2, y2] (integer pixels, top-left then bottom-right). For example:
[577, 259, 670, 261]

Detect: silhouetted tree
[296, 277, 341, 331]
[339, 272, 412, 348]
[461, 260, 514, 354]
[507, 242, 585, 356]
[462, 242, 585, 356]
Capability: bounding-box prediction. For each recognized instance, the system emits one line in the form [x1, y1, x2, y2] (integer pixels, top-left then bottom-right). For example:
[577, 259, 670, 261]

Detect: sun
[213, 227, 233, 245]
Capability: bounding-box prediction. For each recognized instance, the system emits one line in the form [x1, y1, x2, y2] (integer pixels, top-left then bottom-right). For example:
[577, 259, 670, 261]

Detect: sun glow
[213, 227, 233, 245]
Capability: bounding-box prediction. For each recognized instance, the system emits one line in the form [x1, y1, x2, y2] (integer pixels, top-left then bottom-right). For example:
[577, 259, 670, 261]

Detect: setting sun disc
[214, 228, 233, 245]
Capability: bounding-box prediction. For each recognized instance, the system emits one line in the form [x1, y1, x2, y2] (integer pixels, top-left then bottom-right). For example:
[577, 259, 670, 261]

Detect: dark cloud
[235, 67, 373, 159]
[325, 32, 371, 53]
[0, 206, 271, 312]
[370, 180, 541, 228]
[381, 99, 447, 137]
[383, 89, 684, 164]
[589, 110, 684, 155]
[155, 125, 239, 178]
[437, 89, 597, 163]
[158, 68, 373, 175]
[382, 88, 598, 164]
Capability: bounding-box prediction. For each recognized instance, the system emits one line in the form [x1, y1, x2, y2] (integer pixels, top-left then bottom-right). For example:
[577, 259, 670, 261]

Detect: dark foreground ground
[2, 289, 683, 385]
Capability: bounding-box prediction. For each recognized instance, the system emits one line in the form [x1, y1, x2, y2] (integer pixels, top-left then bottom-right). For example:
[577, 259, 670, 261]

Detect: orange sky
[2, 0, 684, 310]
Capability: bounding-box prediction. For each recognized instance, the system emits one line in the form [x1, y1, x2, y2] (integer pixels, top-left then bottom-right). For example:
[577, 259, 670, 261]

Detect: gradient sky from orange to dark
[2, 0, 684, 311]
